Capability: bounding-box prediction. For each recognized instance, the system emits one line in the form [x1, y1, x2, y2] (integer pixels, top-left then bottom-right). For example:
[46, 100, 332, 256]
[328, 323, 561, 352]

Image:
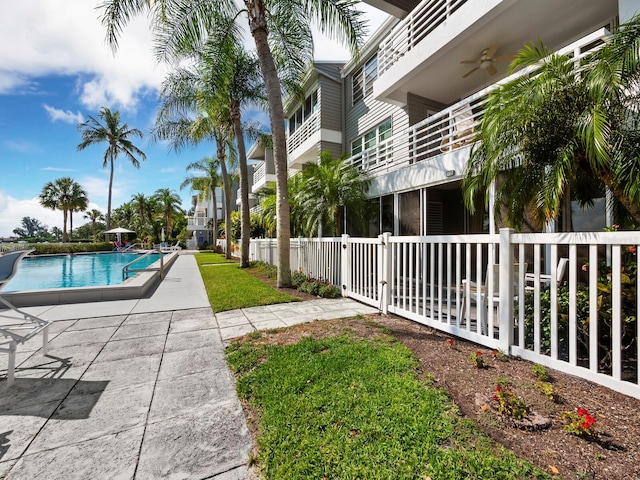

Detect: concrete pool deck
[0, 252, 378, 479]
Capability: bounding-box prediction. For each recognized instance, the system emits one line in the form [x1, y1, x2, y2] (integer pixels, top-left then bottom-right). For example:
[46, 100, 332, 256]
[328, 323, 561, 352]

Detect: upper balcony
[247, 139, 277, 194]
[349, 28, 610, 193]
[374, 0, 617, 107]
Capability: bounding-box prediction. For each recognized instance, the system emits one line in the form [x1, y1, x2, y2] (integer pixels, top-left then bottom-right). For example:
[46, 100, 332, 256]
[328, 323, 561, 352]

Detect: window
[287, 89, 319, 135]
[352, 54, 378, 105]
[350, 118, 393, 155]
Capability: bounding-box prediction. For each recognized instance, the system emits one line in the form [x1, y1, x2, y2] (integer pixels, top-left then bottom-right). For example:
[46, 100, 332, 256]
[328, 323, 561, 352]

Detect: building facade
[246, 0, 638, 238]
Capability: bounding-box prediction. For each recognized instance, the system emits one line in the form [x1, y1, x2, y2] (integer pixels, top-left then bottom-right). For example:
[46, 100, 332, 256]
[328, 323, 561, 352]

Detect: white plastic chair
[525, 257, 568, 290]
[0, 250, 51, 386]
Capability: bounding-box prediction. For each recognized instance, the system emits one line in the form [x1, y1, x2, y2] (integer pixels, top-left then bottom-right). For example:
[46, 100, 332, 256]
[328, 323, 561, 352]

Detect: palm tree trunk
[107, 157, 114, 230]
[231, 103, 251, 268]
[69, 212, 73, 240]
[211, 186, 218, 248]
[217, 141, 233, 260]
[62, 209, 68, 243]
[246, 0, 291, 286]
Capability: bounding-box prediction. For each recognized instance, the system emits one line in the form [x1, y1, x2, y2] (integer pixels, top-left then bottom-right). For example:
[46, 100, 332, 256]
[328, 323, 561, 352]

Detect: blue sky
[0, 1, 387, 237]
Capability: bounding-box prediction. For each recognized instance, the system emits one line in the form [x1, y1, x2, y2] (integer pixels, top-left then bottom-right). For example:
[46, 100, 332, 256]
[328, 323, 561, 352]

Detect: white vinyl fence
[250, 229, 640, 399]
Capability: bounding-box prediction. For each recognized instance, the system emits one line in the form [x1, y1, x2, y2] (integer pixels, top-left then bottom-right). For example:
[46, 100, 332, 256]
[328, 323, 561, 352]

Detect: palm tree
[153, 188, 183, 239]
[181, 157, 223, 247]
[101, 0, 365, 287]
[77, 107, 147, 230]
[68, 182, 89, 240]
[463, 16, 640, 228]
[39, 177, 88, 242]
[84, 209, 104, 240]
[298, 151, 372, 237]
[200, 34, 266, 267]
[153, 66, 237, 259]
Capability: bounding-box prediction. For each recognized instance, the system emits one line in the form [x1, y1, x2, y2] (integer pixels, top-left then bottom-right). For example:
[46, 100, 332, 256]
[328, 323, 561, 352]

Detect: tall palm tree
[298, 151, 372, 237]
[84, 209, 104, 240]
[77, 107, 147, 230]
[101, 0, 365, 286]
[68, 182, 89, 240]
[39, 177, 88, 242]
[181, 157, 223, 247]
[463, 16, 640, 228]
[153, 188, 183, 238]
[153, 66, 237, 259]
[200, 33, 266, 267]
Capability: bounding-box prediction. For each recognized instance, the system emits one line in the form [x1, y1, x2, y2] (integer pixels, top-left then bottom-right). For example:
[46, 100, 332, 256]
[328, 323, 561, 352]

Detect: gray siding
[344, 63, 407, 150]
[407, 93, 446, 126]
[319, 76, 342, 132]
[319, 141, 343, 159]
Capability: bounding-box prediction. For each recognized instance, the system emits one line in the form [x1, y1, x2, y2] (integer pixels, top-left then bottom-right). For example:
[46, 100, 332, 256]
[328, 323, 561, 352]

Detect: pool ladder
[122, 249, 165, 280]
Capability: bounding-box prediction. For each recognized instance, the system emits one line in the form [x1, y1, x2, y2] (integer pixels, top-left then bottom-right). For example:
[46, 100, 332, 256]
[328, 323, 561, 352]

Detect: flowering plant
[468, 351, 485, 368]
[492, 385, 529, 420]
[446, 338, 454, 348]
[562, 408, 596, 437]
[491, 349, 507, 361]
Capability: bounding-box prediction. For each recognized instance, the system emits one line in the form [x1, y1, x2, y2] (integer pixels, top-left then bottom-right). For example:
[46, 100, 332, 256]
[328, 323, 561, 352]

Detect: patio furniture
[525, 257, 568, 290]
[0, 250, 51, 386]
[459, 263, 527, 335]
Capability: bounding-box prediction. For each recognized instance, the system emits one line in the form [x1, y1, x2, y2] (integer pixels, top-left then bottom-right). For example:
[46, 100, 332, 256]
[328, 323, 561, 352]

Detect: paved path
[0, 254, 377, 479]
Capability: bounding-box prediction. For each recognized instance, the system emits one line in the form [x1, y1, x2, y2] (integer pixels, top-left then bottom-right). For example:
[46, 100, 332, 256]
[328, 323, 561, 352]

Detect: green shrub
[31, 242, 113, 255]
[532, 364, 551, 382]
[299, 280, 321, 296]
[318, 283, 340, 298]
[291, 271, 307, 288]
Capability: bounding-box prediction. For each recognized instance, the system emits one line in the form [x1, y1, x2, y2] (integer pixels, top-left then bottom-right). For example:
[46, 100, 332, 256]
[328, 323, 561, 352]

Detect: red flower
[475, 351, 482, 356]
[577, 408, 588, 416]
[496, 386, 502, 392]
[491, 349, 498, 356]
[447, 338, 454, 345]
[628, 245, 637, 255]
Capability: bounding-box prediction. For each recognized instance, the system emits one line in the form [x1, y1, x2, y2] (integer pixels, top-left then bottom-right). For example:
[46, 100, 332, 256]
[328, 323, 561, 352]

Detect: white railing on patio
[250, 229, 640, 399]
[253, 162, 267, 186]
[187, 217, 211, 228]
[378, 0, 469, 75]
[287, 110, 320, 156]
[351, 29, 611, 175]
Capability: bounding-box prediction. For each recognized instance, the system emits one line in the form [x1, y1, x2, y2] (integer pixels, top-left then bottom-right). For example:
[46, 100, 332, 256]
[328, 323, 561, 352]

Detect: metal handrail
[122, 249, 165, 280]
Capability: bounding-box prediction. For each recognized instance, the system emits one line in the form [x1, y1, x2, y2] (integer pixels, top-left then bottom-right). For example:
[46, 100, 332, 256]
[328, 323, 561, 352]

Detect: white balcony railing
[379, 0, 469, 75]
[253, 162, 267, 186]
[348, 28, 610, 174]
[187, 217, 212, 228]
[287, 110, 320, 155]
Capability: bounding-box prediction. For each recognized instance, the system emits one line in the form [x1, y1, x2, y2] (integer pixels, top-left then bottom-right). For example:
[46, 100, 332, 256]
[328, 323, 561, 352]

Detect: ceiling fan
[460, 46, 512, 78]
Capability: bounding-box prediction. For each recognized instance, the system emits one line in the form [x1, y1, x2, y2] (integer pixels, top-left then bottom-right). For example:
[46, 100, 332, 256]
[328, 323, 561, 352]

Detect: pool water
[3, 252, 163, 292]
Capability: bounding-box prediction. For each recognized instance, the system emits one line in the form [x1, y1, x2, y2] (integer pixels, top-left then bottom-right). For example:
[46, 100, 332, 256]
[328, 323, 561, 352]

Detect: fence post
[380, 232, 391, 314]
[340, 234, 350, 297]
[498, 228, 514, 353]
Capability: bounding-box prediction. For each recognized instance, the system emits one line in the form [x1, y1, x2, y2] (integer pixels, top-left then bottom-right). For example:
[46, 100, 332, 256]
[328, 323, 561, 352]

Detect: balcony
[187, 216, 212, 231]
[374, 0, 616, 106]
[349, 29, 610, 187]
[251, 161, 276, 193]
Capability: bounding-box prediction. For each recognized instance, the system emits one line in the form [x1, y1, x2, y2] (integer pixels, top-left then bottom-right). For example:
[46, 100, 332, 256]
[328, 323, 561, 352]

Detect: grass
[194, 252, 238, 266]
[197, 260, 298, 312]
[226, 333, 550, 480]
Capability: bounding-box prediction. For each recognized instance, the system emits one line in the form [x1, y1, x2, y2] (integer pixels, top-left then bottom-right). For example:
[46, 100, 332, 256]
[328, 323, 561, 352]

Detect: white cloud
[43, 104, 84, 124]
[3, 140, 43, 154]
[0, 191, 64, 237]
[0, 0, 168, 112]
[40, 167, 77, 172]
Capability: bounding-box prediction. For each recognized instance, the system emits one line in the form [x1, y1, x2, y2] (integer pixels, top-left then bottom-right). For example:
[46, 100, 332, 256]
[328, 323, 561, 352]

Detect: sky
[0, 1, 388, 238]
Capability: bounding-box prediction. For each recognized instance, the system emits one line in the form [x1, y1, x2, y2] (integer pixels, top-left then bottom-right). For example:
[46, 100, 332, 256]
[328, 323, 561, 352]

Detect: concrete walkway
[0, 254, 377, 479]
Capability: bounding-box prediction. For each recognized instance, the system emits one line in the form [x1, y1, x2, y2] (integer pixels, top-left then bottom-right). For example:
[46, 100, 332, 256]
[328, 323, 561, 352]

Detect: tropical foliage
[463, 15, 640, 229]
[100, 0, 365, 287]
[39, 177, 88, 242]
[257, 151, 371, 237]
[77, 107, 146, 230]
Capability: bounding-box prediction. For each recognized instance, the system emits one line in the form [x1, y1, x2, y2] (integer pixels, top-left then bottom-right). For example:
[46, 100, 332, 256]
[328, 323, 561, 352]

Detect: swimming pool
[3, 252, 163, 292]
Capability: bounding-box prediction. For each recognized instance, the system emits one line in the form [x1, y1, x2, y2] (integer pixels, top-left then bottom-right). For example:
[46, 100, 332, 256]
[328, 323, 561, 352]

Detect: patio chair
[440, 104, 476, 152]
[525, 257, 568, 290]
[0, 250, 51, 386]
[459, 263, 527, 335]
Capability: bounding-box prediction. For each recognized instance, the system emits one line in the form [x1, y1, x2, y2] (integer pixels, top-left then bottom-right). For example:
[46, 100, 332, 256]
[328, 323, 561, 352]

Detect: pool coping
[1, 251, 180, 308]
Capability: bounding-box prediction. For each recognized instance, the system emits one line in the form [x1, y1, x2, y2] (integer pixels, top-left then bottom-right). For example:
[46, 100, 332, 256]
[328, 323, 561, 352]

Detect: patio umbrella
[103, 227, 136, 244]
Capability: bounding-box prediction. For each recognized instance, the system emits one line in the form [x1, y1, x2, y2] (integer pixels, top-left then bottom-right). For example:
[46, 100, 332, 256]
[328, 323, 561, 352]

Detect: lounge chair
[0, 250, 51, 386]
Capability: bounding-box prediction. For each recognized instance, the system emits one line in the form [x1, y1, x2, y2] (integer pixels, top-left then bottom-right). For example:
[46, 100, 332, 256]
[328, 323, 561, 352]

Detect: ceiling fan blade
[493, 53, 514, 62]
[487, 64, 498, 76]
[460, 60, 478, 64]
[462, 67, 479, 78]
[485, 45, 498, 58]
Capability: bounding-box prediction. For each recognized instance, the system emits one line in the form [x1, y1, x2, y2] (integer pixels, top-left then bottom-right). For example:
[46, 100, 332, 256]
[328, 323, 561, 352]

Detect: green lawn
[194, 252, 238, 266]
[197, 261, 298, 312]
[226, 332, 550, 480]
